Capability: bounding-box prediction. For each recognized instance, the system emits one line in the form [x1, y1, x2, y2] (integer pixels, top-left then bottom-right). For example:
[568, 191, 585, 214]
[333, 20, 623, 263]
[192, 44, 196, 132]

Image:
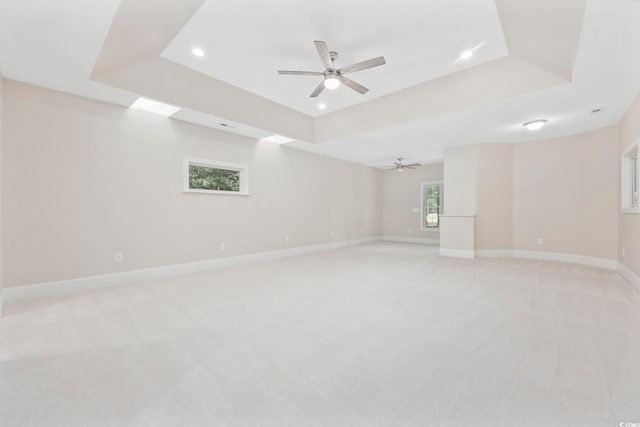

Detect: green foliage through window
[189, 165, 240, 192]
[423, 184, 441, 228]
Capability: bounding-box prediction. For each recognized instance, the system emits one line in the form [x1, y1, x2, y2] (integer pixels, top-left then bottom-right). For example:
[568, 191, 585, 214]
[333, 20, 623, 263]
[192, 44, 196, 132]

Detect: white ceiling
[162, 0, 509, 117]
[0, 0, 136, 107]
[1, 0, 640, 168]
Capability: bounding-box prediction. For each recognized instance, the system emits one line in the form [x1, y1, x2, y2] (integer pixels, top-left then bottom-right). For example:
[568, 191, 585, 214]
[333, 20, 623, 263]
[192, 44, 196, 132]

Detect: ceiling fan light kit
[278, 41, 386, 98]
[324, 75, 340, 90]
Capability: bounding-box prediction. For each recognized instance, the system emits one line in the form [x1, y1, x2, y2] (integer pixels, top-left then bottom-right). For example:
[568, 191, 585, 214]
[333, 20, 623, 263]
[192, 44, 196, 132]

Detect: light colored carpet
[1, 243, 639, 426]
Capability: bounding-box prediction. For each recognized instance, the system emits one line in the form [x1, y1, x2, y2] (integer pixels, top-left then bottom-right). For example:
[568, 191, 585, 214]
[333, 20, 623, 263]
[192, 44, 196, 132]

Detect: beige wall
[512, 127, 619, 260]
[619, 92, 640, 276]
[2, 80, 383, 287]
[382, 162, 443, 241]
[476, 144, 513, 250]
[440, 146, 477, 254]
[443, 145, 477, 216]
[442, 130, 618, 261]
[0, 77, 3, 296]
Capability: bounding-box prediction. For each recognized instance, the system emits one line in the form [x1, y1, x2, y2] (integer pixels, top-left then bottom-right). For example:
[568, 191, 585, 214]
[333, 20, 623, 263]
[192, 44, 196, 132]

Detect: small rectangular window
[622, 143, 639, 213]
[421, 182, 443, 230]
[183, 157, 249, 195]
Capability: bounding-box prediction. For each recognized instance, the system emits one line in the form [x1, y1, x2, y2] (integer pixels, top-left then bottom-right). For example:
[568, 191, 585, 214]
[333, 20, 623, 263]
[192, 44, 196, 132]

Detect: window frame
[621, 142, 639, 214]
[421, 181, 443, 231]
[183, 156, 249, 196]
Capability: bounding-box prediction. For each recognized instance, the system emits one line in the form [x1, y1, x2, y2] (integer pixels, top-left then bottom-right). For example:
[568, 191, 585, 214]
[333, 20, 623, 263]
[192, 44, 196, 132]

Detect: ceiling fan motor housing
[329, 51, 338, 66]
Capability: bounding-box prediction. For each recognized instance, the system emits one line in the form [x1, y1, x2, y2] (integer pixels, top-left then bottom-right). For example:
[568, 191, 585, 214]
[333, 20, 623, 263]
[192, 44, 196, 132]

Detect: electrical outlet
[285, 236, 290, 243]
[408, 228, 412, 234]
[331, 232, 335, 238]
[537, 238, 544, 246]
[622, 248, 626, 257]
[115, 253, 123, 262]
[220, 243, 226, 250]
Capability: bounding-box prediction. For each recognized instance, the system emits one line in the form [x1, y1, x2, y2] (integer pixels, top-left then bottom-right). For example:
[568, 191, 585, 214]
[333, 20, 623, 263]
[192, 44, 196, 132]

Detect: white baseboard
[618, 262, 640, 292]
[475, 249, 514, 258]
[439, 248, 476, 259]
[0, 237, 381, 314]
[512, 250, 617, 270]
[475, 248, 617, 270]
[476, 248, 617, 270]
[382, 236, 439, 245]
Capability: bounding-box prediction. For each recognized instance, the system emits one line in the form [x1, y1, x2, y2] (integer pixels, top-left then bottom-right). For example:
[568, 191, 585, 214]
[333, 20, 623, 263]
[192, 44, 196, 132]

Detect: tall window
[183, 157, 249, 195]
[622, 143, 639, 213]
[421, 182, 443, 229]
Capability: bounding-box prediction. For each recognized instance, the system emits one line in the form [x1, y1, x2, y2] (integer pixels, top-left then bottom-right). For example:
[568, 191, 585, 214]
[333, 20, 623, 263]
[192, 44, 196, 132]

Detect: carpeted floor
[1, 243, 639, 426]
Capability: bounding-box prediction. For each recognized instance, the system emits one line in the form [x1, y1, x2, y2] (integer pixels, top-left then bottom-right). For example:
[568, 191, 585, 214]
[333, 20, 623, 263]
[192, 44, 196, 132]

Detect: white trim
[439, 248, 476, 259]
[621, 141, 639, 213]
[0, 237, 381, 314]
[478, 249, 618, 270]
[621, 207, 640, 214]
[382, 236, 439, 245]
[476, 249, 514, 258]
[618, 262, 640, 292]
[512, 250, 617, 270]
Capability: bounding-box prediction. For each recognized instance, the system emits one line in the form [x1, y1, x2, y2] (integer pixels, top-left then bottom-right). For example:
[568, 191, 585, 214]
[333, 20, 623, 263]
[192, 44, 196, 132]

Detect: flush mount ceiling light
[130, 97, 180, 117]
[260, 135, 296, 144]
[318, 102, 327, 110]
[523, 119, 548, 131]
[192, 47, 205, 57]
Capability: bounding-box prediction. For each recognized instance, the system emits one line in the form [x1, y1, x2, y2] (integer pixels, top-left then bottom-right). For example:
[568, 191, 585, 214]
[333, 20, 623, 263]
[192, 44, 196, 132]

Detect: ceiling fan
[278, 41, 386, 98]
[382, 158, 421, 172]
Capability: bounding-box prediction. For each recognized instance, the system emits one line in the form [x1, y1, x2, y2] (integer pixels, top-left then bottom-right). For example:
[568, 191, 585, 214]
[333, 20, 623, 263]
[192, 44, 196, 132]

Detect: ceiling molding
[92, 0, 206, 78]
[313, 55, 568, 142]
[93, 57, 316, 142]
[90, 0, 587, 145]
[495, 0, 586, 82]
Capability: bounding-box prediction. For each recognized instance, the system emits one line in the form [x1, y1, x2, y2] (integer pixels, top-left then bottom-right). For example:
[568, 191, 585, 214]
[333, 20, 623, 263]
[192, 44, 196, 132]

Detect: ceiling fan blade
[339, 76, 369, 94]
[338, 56, 386, 75]
[314, 41, 333, 70]
[310, 80, 325, 98]
[278, 70, 324, 76]
[404, 163, 421, 167]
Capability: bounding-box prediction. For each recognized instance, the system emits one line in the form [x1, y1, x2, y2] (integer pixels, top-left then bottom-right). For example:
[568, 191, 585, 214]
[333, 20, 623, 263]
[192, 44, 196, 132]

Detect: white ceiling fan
[382, 158, 421, 172]
[278, 41, 386, 97]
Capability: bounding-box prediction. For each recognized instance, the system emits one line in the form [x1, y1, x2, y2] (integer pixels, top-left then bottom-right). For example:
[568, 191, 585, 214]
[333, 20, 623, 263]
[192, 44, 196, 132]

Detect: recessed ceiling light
[318, 103, 327, 110]
[459, 50, 474, 60]
[451, 41, 486, 65]
[130, 97, 180, 117]
[523, 119, 548, 131]
[192, 47, 205, 57]
[324, 76, 340, 90]
[260, 135, 296, 144]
